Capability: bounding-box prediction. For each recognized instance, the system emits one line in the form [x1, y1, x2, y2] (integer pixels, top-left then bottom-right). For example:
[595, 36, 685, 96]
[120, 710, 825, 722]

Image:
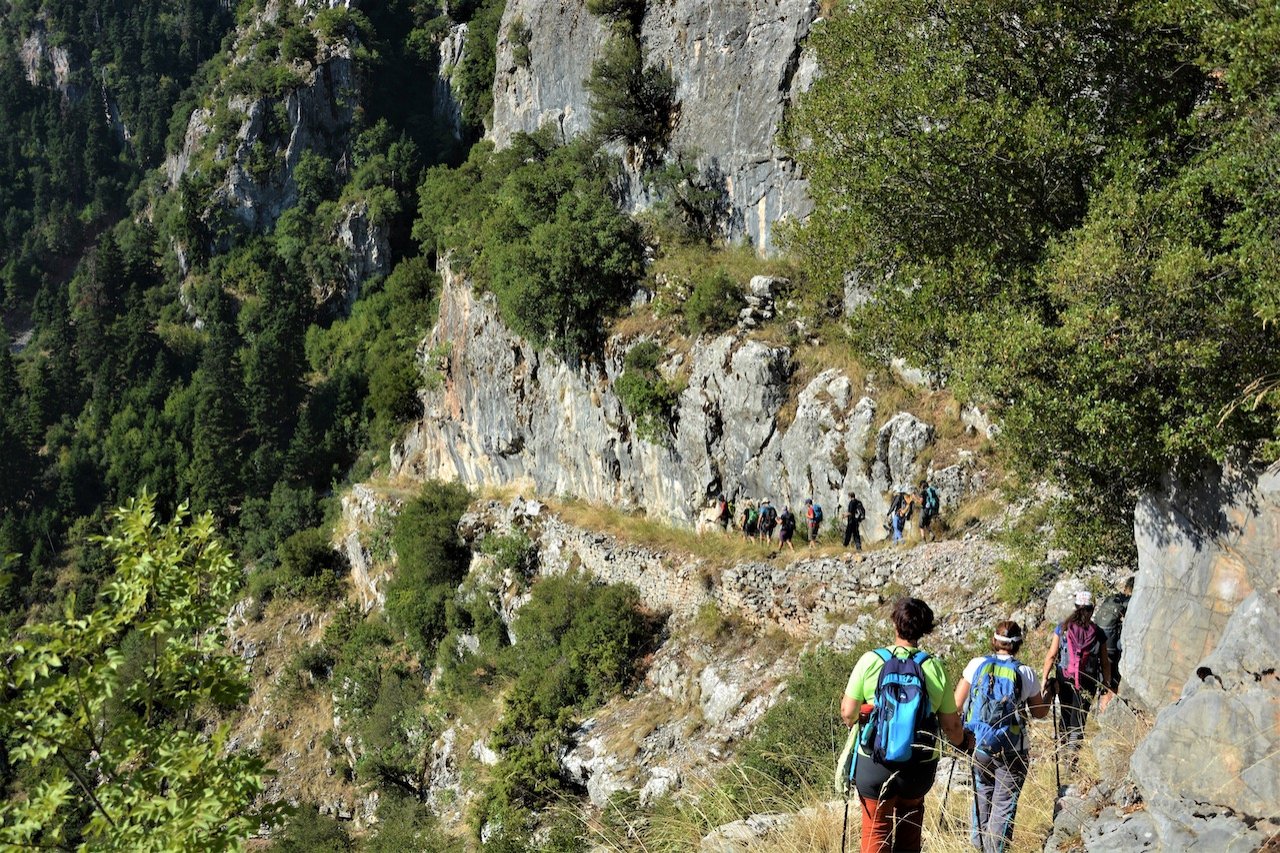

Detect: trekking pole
[841, 795, 850, 853]
[1051, 689, 1062, 794]
[940, 751, 957, 823]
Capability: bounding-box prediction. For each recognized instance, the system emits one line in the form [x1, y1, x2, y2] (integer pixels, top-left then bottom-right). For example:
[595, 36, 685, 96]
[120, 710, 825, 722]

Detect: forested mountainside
[1, 0, 1277, 850]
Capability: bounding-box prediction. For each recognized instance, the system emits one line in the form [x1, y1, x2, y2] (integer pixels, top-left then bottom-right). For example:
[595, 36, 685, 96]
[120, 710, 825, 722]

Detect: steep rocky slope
[1050, 463, 1280, 851]
[392, 267, 985, 543]
[491, 0, 817, 251]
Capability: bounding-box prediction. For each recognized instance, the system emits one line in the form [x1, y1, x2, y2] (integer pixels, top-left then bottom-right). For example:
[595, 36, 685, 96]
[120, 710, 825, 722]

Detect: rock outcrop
[166, 49, 356, 232]
[392, 272, 980, 542]
[162, 10, 391, 303]
[491, 0, 817, 252]
[1060, 463, 1280, 850]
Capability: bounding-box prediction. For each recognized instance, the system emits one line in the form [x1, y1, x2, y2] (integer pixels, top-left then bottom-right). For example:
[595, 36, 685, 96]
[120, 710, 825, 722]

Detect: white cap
[1075, 590, 1093, 607]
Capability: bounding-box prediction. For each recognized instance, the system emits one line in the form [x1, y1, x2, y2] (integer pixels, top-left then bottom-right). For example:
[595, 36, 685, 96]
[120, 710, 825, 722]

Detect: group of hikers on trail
[886, 480, 941, 545]
[837, 587, 1128, 852]
[709, 479, 941, 551]
[712, 495, 823, 550]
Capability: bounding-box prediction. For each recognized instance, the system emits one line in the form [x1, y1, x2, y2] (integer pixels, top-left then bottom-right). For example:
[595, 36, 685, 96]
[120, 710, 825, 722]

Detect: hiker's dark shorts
[853, 751, 938, 801]
[921, 510, 937, 528]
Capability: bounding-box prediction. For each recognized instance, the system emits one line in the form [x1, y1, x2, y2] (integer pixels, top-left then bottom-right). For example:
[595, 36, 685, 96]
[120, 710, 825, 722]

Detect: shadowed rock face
[391, 271, 972, 538]
[1125, 464, 1280, 711]
[1077, 463, 1280, 851]
[490, 0, 818, 253]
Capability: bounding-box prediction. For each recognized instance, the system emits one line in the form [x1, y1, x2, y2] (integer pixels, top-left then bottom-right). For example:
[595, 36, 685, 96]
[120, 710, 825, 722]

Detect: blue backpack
[964, 656, 1024, 755]
[859, 648, 937, 767]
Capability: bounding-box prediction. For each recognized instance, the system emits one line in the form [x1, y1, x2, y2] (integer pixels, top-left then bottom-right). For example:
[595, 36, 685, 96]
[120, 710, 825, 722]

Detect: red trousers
[859, 795, 925, 853]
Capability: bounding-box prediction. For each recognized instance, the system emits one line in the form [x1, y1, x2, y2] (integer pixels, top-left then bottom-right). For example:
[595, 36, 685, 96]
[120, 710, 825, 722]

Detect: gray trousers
[971, 751, 1028, 853]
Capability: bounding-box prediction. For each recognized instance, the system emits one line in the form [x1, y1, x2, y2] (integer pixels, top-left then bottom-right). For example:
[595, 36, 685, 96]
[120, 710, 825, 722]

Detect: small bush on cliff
[585, 32, 677, 162]
[476, 574, 655, 831]
[616, 340, 680, 442]
[417, 130, 644, 358]
[684, 267, 745, 336]
[384, 480, 473, 662]
[587, 0, 647, 33]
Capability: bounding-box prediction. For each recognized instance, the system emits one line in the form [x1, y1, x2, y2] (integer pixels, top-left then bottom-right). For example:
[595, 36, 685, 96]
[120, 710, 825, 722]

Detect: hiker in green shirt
[839, 598, 970, 852]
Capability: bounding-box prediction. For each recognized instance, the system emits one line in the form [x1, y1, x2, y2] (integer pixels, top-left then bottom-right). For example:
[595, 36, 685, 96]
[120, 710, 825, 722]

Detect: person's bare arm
[938, 710, 969, 749]
[1026, 688, 1049, 719]
[1041, 633, 1060, 686]
[840, 695, 860, 728]
[954, 678, 971, 713]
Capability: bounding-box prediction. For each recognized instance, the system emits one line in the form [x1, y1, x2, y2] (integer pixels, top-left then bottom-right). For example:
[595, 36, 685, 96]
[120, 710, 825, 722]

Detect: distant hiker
[716, 494, 732, 530]
[918, 479, 940, 542]
[887, 491, 914, 545]
[840, 598, 972, 853]
[740, 500, 759, 540]
[805, 498, 823, 548]
[954, 621, 1049, 853]
[843, 493, 866, 550]
[778, 506, 797, 551]
[1095, 577, 1134, 709]
[758, 498, 778, 543]
[1041, 591, 1112, 765]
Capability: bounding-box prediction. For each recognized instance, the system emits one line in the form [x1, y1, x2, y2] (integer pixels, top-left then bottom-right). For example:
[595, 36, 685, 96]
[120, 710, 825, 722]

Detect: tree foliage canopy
[786, 0, 1280, 560]
[417, 131, 644, 358]
[0, 494, 279, 851]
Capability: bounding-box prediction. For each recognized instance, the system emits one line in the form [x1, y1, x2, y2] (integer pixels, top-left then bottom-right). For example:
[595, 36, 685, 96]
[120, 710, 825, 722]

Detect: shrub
[585, 33, 677, 160]
[481, 575, 654, 820]
[417, 132, 644, 358]
[684, 268, 744, 335]
[276, 526, 347, 600]
[508, 16, 533, 68]
[281, 26, 317, 64]
[587, 0, 647, 32]
[644, 152, 729, 244]
[271, 810, 354, 852]
[616, 340, 680, 443]
[384, 480, 473, 661]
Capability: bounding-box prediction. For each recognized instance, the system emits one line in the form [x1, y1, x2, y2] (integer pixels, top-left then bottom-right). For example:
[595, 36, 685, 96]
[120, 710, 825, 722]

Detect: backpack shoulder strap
[911, 650, 931, 665]
[873, 647, 892, 663]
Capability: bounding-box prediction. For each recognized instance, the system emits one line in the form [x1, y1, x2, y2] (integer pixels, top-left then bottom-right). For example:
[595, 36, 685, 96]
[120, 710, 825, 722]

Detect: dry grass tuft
[551, 498, 786, 570]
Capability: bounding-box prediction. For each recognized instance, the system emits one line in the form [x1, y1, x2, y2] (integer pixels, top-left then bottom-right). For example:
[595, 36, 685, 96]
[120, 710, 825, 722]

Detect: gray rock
[1083, 808, 1160, 852]
[434, 24, 466, 142]
[639, 767, 681, 805]
[869, 412, 934, 501]
[1130, 590, 1280, 825]
[1126, 462, 1280, 712]
[700, 812, 791, 852]
[491, 0, 817, 253]
[395, 274, 949, 536]
[1063, 461, 1280, 850]
[699, 665, 747, 726]
[335, 201, 391, 308]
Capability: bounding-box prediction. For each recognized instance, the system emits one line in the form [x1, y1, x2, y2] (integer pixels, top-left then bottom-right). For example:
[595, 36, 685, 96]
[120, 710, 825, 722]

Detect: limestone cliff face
[490, 0, 817, 252]
[160, 7, 395, 304]
[1062, 463, 1280, 851]
[391, 270, 977, 541]
[165, 49, 356, 232]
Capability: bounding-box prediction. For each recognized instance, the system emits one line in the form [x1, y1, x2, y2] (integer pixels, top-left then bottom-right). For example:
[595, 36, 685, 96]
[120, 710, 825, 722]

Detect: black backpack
[761, 505, 777, 526]
[1094, 593, 1129, 654]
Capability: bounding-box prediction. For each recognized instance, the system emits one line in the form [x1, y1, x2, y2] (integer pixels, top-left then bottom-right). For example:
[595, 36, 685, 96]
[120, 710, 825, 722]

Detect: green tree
[0, 493, 281, 850]
[585, 33, 677, 162]
[384, 481, 473, 661]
